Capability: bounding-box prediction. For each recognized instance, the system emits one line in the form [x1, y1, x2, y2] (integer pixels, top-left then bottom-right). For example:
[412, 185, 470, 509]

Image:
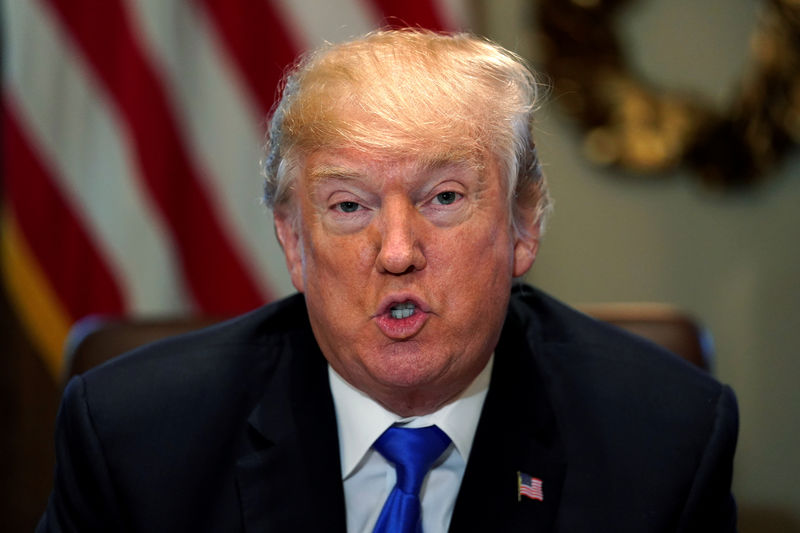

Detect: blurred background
[2, 0, 798, 530]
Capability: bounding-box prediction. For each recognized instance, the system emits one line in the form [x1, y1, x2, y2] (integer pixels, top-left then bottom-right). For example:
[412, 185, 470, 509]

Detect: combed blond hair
[263, 29, 551, 235]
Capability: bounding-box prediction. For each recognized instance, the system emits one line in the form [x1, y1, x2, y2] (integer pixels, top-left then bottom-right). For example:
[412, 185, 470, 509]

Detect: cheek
[435, 219, 514, 277]
[428, 224, 514, 327]
[445, 227, 513, 315]
[302, 229, 376, 296]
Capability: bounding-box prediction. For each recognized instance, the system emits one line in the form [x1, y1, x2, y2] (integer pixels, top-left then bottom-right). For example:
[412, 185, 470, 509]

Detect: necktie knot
[372, 425, 451, 533]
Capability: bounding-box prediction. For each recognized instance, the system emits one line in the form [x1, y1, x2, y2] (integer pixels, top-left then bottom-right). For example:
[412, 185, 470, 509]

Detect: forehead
[301, 147, 489, 187]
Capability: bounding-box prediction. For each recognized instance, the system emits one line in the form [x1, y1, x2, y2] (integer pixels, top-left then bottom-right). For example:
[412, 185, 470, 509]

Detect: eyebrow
[307, 156, 481, 183]
[307, 165, 365, 183]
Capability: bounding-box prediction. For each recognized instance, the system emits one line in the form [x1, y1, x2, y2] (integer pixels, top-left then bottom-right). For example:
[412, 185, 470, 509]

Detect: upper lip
[374, 293, 431, 316]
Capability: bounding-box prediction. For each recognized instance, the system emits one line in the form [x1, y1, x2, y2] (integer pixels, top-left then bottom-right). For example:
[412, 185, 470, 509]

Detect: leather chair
[578, 302, 712, 371]
[63, 316, 222, 382]
[62, 303, 711, 384]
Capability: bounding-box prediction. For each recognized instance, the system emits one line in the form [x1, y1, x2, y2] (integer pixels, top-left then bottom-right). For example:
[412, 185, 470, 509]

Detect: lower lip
[375, 311, 429, 340]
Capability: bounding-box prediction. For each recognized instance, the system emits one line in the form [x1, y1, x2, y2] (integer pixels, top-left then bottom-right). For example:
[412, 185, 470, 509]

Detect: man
[38, 30, 738, 532]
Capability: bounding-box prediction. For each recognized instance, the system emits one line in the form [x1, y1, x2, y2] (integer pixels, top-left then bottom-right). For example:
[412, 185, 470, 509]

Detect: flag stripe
[432, 0, 470, 30]
[43, 0, 266, 313]
[520, 489, 543, 500]
[198, 0, 300, 115]
[126, 0, 287, 300]
[271, 0, 377, 49]
[3, 0, 190, 315]
[2, 101, 126, 319]
[368, 0, 448, 31]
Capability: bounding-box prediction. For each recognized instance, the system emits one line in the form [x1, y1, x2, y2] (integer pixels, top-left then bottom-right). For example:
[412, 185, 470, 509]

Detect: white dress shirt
[329, 356, 493, 533]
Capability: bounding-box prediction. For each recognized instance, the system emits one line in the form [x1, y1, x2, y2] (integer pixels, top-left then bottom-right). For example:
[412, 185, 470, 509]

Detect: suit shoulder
[75, 294, 310, 432]
[83, 293, 308, 383]
[507, 284, 735, 456]
[509, 283, 721, 399]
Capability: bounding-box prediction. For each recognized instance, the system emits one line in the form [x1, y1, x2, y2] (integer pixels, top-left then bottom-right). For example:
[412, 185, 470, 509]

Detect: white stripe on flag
[127, 0, 294, 298]
[434, 0, 471, 30]
[4, 0, 191, 315]
[272, 0, 378, 49]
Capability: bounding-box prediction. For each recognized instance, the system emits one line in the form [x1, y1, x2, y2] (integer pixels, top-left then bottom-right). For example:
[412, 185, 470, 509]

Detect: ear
[273, 208, 305, 293]
[512, 224, 540, 277]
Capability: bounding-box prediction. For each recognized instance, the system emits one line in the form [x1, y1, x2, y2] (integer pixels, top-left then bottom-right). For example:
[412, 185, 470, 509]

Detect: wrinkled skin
[274, 148, 539, 416]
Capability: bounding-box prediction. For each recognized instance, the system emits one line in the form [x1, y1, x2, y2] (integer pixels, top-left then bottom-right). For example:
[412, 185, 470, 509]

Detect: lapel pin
[517, 471, 543, 502]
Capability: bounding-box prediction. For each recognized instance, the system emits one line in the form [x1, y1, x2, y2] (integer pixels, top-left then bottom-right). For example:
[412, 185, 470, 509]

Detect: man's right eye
[337, 201, 361, 213]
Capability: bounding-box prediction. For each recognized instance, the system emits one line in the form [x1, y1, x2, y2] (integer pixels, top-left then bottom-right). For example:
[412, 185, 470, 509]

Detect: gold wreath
[536, 0, 800, 188]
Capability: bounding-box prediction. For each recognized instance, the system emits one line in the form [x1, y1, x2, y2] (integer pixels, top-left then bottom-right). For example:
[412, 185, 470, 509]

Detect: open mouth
[390, 302, 416, 319]
[375, 296, 429, 339]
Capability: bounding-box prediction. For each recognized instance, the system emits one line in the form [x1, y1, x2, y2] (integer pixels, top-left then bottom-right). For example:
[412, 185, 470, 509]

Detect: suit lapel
[235, 329, 346, 533]
[449, 304, 566, 532]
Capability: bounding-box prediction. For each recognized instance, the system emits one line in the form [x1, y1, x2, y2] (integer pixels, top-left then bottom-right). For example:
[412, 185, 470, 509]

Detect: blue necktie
[372, 425, 451, 533]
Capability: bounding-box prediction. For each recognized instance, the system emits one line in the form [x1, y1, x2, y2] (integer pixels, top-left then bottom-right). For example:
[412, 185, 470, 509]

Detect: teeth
[390, 302, 416, 319]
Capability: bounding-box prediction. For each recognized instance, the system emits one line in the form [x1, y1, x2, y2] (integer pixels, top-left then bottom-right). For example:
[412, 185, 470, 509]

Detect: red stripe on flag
[198, 0, 301, 115]
[368, 0, 449, 31]
[43, 0, 268, 313]
[2, 98, 126, 320]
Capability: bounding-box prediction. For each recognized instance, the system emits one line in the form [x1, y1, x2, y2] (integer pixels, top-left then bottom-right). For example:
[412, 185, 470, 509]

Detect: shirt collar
[329, 355, 493, 480]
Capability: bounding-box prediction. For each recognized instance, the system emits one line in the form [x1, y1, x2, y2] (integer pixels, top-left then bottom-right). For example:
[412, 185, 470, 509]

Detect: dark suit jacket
[38, 284, 738, 532]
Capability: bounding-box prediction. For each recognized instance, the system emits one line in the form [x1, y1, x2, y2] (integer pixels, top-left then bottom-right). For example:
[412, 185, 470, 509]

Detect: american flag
[1, 0, 470, 382]
[518, 471, 544, 502]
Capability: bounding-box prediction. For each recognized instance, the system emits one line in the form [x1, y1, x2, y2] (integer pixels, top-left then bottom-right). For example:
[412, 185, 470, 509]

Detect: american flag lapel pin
[517, 471, 544, 502]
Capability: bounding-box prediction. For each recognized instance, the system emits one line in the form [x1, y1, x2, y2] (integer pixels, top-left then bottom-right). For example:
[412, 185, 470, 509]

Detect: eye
[337, 201, 361, 213]
[433, 191, 460, 205]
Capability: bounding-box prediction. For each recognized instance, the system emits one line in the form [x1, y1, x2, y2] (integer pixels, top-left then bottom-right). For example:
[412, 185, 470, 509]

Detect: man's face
[275, 147, 538, 415]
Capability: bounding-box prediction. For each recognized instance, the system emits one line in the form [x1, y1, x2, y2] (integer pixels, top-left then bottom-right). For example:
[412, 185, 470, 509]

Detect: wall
[482, 0, 800, 530]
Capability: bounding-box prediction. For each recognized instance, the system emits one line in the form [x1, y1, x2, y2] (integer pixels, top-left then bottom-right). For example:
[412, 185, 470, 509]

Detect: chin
[376, 344, 466, 391]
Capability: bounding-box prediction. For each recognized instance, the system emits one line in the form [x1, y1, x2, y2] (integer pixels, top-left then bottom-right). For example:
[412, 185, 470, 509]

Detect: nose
[375, 198, 426, 275]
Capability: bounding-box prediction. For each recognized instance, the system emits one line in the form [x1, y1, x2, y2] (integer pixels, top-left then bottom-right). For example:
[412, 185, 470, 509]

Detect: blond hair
[263, 29, 551, 235]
